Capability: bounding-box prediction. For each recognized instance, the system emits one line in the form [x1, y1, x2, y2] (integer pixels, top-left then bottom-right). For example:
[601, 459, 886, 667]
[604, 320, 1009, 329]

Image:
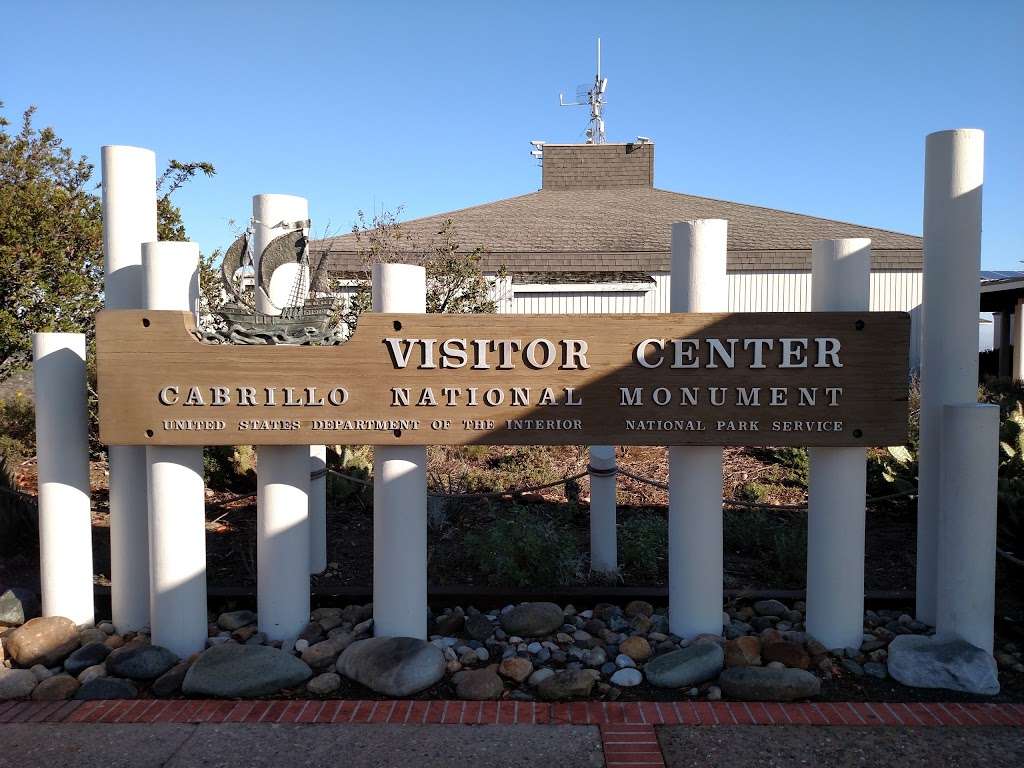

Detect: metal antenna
[559, 37, 607, 144]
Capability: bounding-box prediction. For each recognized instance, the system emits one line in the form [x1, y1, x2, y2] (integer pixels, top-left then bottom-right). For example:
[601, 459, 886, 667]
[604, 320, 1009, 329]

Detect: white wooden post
[252, 194, 311, 641]
[102, 145, 157, 633]
[33, 333, 94, 626]
[142, 242, 207, 657]
[805, 238, 870, 650]
[917, 129, 984, 624]
[668, 220, 726, 638]
[310, 445, 328, 574]
[998, 310, 1012, 378]
[372, 263, 428, 639]
[1013, 298, 1024, 382]
[936, 404, 999, 654]
[588, 445, 617, 573]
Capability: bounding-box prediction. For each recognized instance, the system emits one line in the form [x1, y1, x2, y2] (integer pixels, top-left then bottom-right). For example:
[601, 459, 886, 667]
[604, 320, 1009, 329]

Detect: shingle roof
[313, 143, 922, 274]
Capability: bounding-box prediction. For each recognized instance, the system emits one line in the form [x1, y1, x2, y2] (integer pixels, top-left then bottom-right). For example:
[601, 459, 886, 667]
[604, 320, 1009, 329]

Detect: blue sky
[4, 1, 1022, 266]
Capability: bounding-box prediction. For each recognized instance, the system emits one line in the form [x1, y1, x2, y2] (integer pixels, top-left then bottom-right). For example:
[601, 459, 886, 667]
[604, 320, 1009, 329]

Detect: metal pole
[668, 220, 726, 638]
[805, 238, 871, 650]
[143, 241, 207, 658]
[588, 445, 617, 573]
[252, 194, 311, 641]
[33, 333, 94, 626]
[372, 262, 428, 639]
[936, 404, 999, 653]
[101, 145, 157, 633]
[917, 129, 984, 624]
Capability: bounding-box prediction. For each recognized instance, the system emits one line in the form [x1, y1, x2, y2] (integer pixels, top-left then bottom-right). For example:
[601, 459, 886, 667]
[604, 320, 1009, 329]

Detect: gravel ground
[658, 725, 1024, 768]
[0, 724, 605, 768]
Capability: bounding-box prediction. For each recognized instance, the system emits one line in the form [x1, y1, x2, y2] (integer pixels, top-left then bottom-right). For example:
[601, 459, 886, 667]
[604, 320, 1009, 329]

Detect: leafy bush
[463, 506, 582, 587]
[0, 452, 36, 556]
[735, 481, 771, 503]
[202, 445, 256, 490]
[0, 391, 34, 462]
[620, 514, 667, 580]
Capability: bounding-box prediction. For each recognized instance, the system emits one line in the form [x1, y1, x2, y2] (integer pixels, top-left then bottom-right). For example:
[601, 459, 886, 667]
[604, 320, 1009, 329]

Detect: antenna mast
[560, 37, 608, 144]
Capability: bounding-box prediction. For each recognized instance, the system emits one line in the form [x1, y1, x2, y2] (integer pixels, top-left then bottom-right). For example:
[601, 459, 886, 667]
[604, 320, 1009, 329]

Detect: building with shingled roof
[312, 141, 922, 365]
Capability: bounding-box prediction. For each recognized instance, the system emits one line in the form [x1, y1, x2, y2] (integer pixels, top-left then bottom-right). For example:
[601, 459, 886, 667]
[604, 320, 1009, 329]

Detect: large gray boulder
[500, 603, 565, 637]
[3, 616, 79, 667]
[719, 667, 821, 701]
[336, 637, 444, 697]
[887, 635, 999, 695]
[74, 677, 138, 700]
[644, 643, 724, 688]
[0, 668, 38, 700]
[183, 643, 312, 697]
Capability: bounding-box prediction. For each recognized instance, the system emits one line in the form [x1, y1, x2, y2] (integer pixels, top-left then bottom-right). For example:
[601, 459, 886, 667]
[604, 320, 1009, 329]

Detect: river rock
[610, 668, 642, 687]
[74, 677, 138, 700]
[536, 669, 598, 700]
[0, 668, 38, 699]
[152, 661, 191, 698]
[500, 603, 565, 637]
[619, 636, 652, 662]
[31, 674, 80, 700]
[624, 600, 654, 618]
[306, 672, 342, 696]
[65, 642, 112, 676]
[77, 664, 107, 684]
[725, 636, 762, 667]
[183, 643, 312, 697]
[465, 614, 495, 641]
[762, 641, 810, 670]
[887, 635, 999, 695]
[4, 616, 79, 667]
[336, 637, 444, 697]
[302, 633, 353, 668]
[498, 656, 533, 683]
[645, 643, 724, 688]
[217, 610, 257, 631]
[753, 599, 788, 618]
[0, 587, 40, 627]
[719, 667, 821, 701]
[106, 643, 178, 680]
[455, 668, 504, 700]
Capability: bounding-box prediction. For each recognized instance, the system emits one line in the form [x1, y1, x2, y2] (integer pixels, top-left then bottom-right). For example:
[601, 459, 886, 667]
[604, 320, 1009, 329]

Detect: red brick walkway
[1, 699, 1022, 728]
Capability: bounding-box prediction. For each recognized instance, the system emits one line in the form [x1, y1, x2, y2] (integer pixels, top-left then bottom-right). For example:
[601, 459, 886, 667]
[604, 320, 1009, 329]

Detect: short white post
[142, 242, 207, 658]
[805, 239, 871, 650]
[252, 194, 311, 641]
[102, 145, 157, 633]
[33, 333, 94, 626]
[917, 129, 984, 625]
[668, 220, 726, 638]
[936, 404, 999, 654]
[1013, 298, 1024, 382]
[309, 445, 328, 574]
[372, 262, 428, 639]
[588, 446, 618, 573]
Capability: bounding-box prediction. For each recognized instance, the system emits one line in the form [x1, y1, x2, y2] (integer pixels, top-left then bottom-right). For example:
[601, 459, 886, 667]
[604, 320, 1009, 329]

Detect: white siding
[492, 270, 922, 369]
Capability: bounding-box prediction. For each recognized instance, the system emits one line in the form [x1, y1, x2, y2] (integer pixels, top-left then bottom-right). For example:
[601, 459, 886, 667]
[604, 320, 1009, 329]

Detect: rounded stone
[536, 669, 598, 701]
[609, 668, 642, 687]
[77, 664, 107, 684]
[455, 668, 504, 700]
[74, 677, 138, 700]
[725, 636, 762, 667]
[498, 656, 533, 684]
[217, 610, 257, 631]
[306, 672, 342, 696]
[65, 642, 112, 677]
[618, 636, 652, 662]
[0, 668, 38, 700]
[718, 666, 821, 701]
[31, 674, 80, 700]
[644, 643, 724, 689]
[183, 643, 313, 697]
[336, 637, 444, 697]
[500, 603, 565, 638]
[762, 641, 810, 670]
[106, 644, 178, 680]
[4, 616, 80, 667]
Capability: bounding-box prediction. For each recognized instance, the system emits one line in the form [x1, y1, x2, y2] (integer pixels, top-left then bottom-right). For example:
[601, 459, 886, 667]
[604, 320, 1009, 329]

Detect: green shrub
[463, 506, 582, 587]
[203, 445, 257, 491]
[0, 392, 35, 462]
[619, 514, 667, 580]
[735, 481, 771, 503]
[0, 452, 36, 556]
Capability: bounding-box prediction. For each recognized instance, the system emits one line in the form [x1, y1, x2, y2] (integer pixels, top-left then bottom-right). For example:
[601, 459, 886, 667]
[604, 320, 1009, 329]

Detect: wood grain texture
[96, 310, 910, 447]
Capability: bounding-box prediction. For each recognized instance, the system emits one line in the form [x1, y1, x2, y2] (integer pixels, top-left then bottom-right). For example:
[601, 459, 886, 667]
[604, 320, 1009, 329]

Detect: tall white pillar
[917, 129, 984, 624]
[936, 404, 999, 654]
[998, 310, 1012, 378]
[309, 445, 328, 574]
[33, 333, 94, 626]
[1013, 299, 1024, 382]
[102, 145, 157, 633]
[668, 220, 726, 638]
[372, 263, 428, 639]
[142, 242, 207, 658]
[251, 194, 311, 641]
[805, 239, 871, 650]
[589, 446, 618, 573]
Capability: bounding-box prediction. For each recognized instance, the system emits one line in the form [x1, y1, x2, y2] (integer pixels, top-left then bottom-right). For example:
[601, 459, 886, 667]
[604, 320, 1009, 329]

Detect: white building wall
[492, 270, 922, 369]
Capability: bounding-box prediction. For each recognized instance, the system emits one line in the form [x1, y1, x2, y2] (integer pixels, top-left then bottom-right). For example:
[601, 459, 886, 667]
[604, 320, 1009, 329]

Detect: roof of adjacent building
[313, 142, 922, 275]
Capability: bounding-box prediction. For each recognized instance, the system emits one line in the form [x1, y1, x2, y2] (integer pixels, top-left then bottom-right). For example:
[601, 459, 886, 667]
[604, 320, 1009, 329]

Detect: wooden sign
[96, 309, 910, 447]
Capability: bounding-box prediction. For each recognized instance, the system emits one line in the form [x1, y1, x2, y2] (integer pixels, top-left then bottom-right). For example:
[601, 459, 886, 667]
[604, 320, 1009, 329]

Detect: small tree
[340, 207, 503, 334]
